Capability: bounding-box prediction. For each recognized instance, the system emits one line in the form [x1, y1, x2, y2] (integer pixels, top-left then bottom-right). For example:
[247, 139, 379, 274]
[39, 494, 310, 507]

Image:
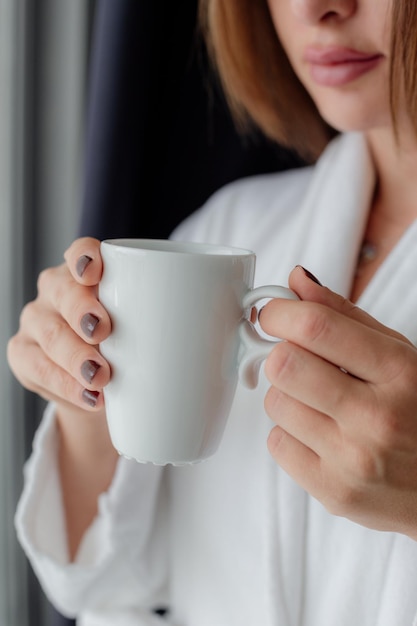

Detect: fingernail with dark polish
[82, 389, 100, 407]
[297, 265, 323, 286]
[81, 359, 101, 383]
[76, 255, 93, 277]
[81, 313, 99, 338]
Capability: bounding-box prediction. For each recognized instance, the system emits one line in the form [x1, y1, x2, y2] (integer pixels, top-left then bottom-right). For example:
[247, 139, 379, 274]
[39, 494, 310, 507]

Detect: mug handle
[238, 285, 299, 389]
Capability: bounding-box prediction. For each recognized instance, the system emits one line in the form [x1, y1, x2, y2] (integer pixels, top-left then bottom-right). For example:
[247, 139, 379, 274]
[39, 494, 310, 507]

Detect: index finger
[260, 299, 415, 384]
[288, 265, 408, 344]
[64, 237, 103, 286]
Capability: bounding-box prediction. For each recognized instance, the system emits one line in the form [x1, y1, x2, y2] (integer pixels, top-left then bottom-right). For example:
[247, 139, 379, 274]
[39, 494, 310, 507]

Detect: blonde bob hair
[199, 0, 417, 162]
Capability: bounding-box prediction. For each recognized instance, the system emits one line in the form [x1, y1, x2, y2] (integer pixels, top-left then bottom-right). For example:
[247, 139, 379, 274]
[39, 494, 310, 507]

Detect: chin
[317, 105, 388, 135]
[312, 90, 390, 135]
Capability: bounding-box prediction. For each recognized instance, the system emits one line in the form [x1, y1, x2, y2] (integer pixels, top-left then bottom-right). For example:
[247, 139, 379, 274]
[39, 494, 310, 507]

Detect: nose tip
[290, 0, 356, 24]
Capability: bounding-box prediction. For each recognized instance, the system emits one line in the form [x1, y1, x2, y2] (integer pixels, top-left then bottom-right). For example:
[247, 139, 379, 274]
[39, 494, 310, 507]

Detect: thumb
[289, 265, 408, 343]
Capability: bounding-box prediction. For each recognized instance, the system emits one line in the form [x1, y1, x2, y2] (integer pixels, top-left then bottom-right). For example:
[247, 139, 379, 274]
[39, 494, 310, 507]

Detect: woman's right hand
[7, 236, 112, 418]
[8, 236, 118, 558]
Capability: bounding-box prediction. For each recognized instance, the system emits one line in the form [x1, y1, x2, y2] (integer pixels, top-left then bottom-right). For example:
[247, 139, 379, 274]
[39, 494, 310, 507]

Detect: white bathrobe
[15, 132, 417, 625]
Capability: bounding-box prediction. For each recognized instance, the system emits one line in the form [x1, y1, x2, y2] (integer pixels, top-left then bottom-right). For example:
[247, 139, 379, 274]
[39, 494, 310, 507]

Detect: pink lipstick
[304, 46, 384, 86]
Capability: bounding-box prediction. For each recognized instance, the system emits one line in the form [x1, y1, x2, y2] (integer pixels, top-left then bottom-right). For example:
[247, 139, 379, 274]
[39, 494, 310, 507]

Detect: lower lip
[309, 56, 382, 87]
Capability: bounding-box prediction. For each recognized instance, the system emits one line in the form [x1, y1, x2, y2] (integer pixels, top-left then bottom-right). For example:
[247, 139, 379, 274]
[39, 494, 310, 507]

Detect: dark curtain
[52, 0, 304, 624]
[78, 0, 304, 241]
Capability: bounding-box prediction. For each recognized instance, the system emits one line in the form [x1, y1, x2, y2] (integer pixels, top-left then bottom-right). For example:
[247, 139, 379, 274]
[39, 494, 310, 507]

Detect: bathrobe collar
[298, 131, 417, 342]
[297, 132, 375, 297]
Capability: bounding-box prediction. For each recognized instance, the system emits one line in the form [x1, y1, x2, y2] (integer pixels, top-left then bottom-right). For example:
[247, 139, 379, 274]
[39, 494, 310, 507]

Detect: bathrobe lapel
[296, 132, 375, 297]
[296, 131, 417, 343]
[275, 133, 417, 626]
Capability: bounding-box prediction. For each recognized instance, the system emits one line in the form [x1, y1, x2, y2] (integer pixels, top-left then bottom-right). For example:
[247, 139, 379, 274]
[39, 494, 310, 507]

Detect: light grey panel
[0, 1, 92, 623]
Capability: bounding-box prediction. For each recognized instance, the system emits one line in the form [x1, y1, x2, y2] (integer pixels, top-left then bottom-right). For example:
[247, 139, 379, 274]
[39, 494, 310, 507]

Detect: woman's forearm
[56, 405, 119, 560]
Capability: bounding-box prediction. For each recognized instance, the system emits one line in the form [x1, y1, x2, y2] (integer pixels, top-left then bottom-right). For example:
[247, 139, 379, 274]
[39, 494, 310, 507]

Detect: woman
[8, 0, 417, 624]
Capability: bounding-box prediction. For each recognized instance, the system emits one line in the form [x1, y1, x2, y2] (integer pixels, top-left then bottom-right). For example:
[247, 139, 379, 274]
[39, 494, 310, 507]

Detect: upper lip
[303, 46, 383, 65]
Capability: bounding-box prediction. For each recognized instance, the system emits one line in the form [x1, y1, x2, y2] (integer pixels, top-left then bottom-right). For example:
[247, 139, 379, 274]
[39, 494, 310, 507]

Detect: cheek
[266, 1, 292, 48]
[266, 6, 306, 82]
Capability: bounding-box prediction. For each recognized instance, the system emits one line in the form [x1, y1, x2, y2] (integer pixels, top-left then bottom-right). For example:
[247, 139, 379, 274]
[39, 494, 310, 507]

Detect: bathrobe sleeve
[15, 403, 170, 624]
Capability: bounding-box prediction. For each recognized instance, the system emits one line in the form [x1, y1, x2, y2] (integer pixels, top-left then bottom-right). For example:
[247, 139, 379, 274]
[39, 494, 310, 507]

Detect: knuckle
[264, 386, 283, 418]
[295, 305, 331, 344]
[32, 353, 54, 388]
[378, 341, 416, 388]
[6, 334, 21, 375]
[324, 477, 362, 517]
[267, 425, 287, 457]
[265, 342, 298, 386]
[61, 370, 79, 402]
[69, 346, 86, 374]
[338, 295, 359, 316]
[33, 354, 75, 404]
[19, 300, 36, 328]
[7, 335, 34, 389]
[352, 446, 384, 483]
[6, 332, 18, 358]
[322, 444, 383, 517]
[61, 283, 106, 341]
[373, 408, 403, 448]
[325, 486, 357, 517]
[38, 264, 71, 311]
[264, 386, 290, 424]
[37, 267, 56, 293]
[367, 390, 409, 449]
[366, 345, 417, 449]
[6, 335, 37, 394]
[39, 316, 67, 354]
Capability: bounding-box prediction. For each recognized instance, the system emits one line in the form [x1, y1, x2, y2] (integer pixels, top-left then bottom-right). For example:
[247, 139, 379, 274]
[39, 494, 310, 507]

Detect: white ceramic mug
[99, 239, 298, 465]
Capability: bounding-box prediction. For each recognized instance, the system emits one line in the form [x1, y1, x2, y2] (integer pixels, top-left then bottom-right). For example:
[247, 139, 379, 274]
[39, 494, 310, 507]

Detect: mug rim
[101, 238, 255, 258]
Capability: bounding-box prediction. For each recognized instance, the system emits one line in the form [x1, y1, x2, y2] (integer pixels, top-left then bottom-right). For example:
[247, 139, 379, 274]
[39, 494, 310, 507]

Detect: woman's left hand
[260, 265, 417, 540]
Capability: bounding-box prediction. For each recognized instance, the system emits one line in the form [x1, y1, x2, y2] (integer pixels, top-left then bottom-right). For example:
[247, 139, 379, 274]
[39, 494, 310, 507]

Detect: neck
[350, 126, 417, 302]
[365, 126, 417, 226]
